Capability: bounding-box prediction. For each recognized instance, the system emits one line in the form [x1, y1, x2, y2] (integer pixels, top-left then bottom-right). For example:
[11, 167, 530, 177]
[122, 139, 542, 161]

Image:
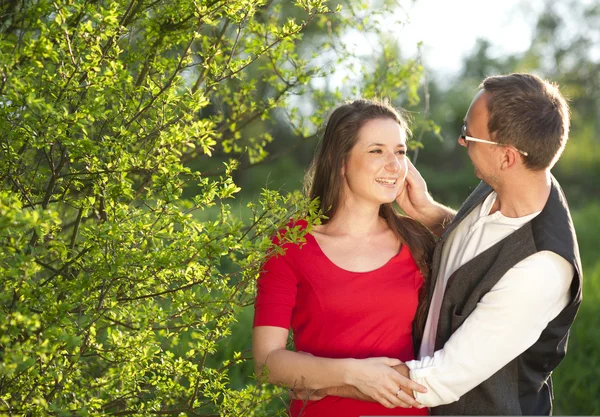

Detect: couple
[252, 73, 582, 416]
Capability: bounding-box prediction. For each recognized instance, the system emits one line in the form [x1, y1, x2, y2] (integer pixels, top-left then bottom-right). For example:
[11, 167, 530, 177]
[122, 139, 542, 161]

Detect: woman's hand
[345, 357, 426, 409]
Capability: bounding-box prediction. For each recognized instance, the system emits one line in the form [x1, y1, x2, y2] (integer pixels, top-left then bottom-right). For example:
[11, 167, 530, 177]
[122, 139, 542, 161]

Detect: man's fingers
[289, 389, 307, 400]
[290, 388, 325, 402]
[407, 156, 420, 170]
[405, 156, 426, 183]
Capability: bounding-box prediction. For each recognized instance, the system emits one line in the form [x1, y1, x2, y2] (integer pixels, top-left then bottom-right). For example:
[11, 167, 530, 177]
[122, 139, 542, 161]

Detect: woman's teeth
[375, 178, 396, 185]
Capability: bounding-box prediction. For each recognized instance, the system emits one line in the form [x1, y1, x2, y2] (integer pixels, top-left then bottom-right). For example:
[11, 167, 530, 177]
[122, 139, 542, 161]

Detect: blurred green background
[209, 0, 600, 414]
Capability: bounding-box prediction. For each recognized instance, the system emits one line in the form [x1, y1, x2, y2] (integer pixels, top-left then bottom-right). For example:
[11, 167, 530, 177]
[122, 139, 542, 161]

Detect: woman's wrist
[341, 358, 358, 386]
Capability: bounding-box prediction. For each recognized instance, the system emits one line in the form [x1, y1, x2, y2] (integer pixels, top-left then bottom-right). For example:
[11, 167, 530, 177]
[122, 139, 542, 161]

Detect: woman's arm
[290, 364, 424, 408]
[253, 326, 425, 408]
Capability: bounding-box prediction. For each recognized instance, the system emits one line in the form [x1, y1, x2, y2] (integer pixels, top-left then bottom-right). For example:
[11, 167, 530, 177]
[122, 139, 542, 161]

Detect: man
[395, 72, 582, 415]
[293, 73, 582, 415]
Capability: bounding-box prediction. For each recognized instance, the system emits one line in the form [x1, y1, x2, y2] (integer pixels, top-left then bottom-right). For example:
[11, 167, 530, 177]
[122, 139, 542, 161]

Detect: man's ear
[500, 147, 519, 170]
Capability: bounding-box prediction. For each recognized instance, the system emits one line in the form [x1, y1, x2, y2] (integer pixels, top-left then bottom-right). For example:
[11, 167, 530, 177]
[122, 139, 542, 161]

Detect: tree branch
[69, 207, 84, 250]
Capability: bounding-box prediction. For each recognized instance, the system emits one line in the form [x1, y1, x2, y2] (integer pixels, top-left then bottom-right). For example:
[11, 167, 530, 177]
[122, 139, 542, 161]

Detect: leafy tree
[521, 0, 600, 205]
[0, 0, 425, 415]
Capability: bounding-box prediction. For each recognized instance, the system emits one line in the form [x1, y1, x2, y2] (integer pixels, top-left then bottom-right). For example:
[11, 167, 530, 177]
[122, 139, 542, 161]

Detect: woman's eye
[369, 149, 405, 155]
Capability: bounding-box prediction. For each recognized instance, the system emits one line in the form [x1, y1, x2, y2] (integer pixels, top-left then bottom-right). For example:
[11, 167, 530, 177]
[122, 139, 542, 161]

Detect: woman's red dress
[254, 225, 429, 417]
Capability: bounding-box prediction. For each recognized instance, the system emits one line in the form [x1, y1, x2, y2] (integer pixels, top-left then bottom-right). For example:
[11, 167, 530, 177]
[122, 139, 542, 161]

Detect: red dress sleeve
[253, 248, 298, 329]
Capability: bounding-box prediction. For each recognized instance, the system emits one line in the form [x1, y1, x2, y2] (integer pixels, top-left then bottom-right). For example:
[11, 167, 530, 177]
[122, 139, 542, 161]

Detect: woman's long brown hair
[304, 99, 436, 350]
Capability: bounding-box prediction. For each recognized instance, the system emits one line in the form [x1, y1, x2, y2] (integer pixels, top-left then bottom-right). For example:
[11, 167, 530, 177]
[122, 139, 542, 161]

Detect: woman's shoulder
[272, 218, 308, 242]
[267, 218, 315, 259]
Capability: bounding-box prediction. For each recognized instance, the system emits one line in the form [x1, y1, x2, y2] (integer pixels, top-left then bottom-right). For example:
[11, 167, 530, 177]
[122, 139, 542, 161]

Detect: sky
[326, 0, 549, 92]
[387, 0, 546, 81]
[303, 0, 559, 116]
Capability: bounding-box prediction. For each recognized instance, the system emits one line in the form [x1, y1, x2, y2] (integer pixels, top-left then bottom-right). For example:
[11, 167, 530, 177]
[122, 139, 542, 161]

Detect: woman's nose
[385, 155, 401, 172]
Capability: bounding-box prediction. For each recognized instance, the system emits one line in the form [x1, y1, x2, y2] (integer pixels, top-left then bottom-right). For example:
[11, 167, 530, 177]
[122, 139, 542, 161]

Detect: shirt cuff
[406, 357, 461, 407]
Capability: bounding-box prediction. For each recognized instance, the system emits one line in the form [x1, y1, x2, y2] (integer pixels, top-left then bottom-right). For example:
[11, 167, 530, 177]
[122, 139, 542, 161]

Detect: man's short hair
[481, 73, 570, 170]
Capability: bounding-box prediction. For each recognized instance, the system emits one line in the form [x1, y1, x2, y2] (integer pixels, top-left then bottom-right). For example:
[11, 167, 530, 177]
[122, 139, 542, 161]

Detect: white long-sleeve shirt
[405, 191, 574, 407]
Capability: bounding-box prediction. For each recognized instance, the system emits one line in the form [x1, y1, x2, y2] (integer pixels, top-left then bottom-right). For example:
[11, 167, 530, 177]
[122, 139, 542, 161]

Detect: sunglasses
[460, 125, 528, 157]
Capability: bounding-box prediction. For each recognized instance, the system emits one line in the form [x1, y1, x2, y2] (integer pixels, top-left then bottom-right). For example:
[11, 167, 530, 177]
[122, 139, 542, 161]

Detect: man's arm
[291, 364, 424, 409]
[290, 385, 370, 402]
[404, 252, 574, 407]
[396, 158, 456, 236]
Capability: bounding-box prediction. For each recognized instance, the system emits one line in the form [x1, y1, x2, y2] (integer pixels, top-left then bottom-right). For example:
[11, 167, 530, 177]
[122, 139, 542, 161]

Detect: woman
[252, 99, 435, 417]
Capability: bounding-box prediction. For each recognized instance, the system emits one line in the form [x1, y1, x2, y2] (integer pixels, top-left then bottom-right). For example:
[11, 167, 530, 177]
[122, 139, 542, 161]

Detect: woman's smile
[375, 177, 398, 187]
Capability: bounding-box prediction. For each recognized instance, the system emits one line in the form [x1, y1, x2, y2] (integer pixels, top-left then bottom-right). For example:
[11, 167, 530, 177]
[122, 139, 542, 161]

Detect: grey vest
[428, 176, 582, 416]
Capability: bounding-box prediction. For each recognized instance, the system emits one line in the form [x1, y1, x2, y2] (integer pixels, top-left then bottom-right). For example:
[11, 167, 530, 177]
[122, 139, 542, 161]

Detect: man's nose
[458, 135, 468, 148]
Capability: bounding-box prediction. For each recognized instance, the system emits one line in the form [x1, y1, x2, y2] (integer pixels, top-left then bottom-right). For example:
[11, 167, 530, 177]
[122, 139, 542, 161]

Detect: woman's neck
[321, 200, 388, 237]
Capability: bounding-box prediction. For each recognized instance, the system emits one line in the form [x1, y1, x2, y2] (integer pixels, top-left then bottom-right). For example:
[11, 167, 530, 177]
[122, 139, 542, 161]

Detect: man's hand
[289, 352, 425, 409]
[397, 158, 456, 236]
[296, 364, 425, 409]
[396, 157, 434, 220]
[289, 388, 326, 401]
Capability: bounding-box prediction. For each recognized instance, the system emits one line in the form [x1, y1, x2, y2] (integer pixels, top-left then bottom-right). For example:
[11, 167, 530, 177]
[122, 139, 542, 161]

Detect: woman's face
[342, 118, 408, 207]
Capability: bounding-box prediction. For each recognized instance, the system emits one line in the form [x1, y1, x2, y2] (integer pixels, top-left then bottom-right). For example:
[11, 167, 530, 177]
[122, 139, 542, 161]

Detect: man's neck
[490, 170, 552, 218]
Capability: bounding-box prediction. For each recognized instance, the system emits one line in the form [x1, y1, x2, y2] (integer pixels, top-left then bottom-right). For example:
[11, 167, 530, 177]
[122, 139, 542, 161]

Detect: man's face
[459, 90, 500, 184]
